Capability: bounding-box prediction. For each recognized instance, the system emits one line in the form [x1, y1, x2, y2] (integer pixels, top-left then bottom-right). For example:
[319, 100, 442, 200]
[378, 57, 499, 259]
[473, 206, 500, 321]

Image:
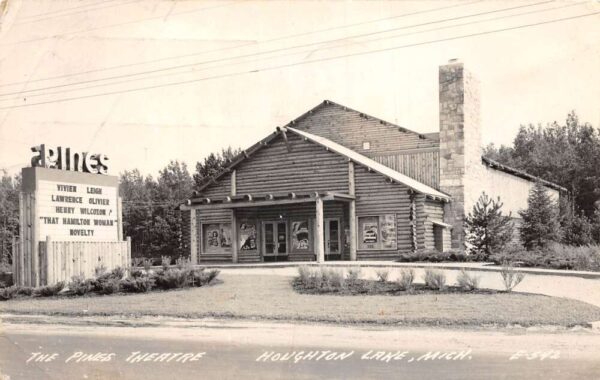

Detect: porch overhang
[181, 191, 354, 210]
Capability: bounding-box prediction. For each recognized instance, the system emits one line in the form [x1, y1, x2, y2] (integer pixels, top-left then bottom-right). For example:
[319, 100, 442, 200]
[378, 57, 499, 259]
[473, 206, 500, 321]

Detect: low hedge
[490, 243, 600, 271]
[0, 265, 221, 301]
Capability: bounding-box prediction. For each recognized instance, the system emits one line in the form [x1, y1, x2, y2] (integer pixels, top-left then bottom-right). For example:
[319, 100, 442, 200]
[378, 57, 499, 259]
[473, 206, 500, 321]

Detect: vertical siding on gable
[372, 150, 440, 189]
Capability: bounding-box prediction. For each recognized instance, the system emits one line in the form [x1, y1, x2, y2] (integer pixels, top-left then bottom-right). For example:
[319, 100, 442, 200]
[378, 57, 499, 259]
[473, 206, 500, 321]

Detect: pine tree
[465, 192, 514, 257]
[519, 181, 561, 249]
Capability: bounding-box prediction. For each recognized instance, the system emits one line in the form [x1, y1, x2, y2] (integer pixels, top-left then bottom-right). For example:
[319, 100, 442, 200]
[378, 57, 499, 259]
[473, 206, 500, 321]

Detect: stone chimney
[438, 59, 482, 250]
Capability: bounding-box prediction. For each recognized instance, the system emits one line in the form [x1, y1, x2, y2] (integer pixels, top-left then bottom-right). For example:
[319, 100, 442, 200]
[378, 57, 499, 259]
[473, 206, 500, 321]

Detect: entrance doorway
[325, 218, 341, 259]
[262, 221, 288, 259]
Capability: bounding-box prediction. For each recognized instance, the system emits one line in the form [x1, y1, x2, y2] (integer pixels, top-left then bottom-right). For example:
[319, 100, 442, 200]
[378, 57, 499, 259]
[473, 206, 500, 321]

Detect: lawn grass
[2, 274, 600, 327]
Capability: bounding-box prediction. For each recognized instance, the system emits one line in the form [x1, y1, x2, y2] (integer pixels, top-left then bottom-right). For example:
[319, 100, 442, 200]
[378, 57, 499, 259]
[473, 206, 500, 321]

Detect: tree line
[484, 111, 600, 246]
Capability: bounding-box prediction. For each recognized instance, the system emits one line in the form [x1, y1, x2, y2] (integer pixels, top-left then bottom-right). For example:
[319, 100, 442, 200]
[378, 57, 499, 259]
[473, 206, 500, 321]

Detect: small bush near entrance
[500, 262, 526, 292]
[375, 269, 390, 282]
[397, 269, 415, 291]
[456, 269, 480, 291]
[423, 269, 446, 290]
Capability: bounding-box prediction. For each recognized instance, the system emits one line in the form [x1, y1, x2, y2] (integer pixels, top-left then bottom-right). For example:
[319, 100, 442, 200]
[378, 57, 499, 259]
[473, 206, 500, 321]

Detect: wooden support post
[315, 197, 325, 263]
[348, 161, 357, 261]
[45, 235, 53, 286]
[231, 211, 239, 264]
[231, 170, 237, 196]
[190, 209, 198, 264]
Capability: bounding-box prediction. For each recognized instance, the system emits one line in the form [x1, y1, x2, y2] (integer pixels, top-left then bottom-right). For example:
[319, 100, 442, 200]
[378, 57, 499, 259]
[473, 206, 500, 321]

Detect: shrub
[456, 269, 480, 291]
[423, 269, 446, 290]
[68, 275, 94, 296]
[322, 268, 345, 290]
[131, 257, 144, 268]
[175, 257, 192, 270]
[94, 264, 107, 277]
[120, 276, 155, 293]
[490, 242, 600, 271]
[346, 267, 362, 283]
[375, 269, 390, 282]
[397, 268, 415, 290]
[0, 286, 34, 301]
[154, 269, 189, 290]
[142, 258, 153, 272]
[398, 250, 470, 263]
[110, 266, 126, 280]
[33, 281, 65, 297]
[500, 261, 525, 292]
[561, 209, 594, 246]
[188, 268, 220, 287]
[95, 278, 121, 295]
[465, 192, 514, 258]
[161, 256, 171, 271]
[298, 266, 312, 286]
[129, 268, 144, 278]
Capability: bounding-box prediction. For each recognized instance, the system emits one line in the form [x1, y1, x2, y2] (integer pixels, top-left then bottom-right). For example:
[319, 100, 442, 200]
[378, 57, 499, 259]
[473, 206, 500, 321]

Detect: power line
[0, 10, 597, 111]
[17, 0, 119, 20]
[0, 0, 482, 88]
[0, 1, 241, 47]
[14, 0, 141, 25]
[0, 0, 556, 98]
[0, 1, 582, 102]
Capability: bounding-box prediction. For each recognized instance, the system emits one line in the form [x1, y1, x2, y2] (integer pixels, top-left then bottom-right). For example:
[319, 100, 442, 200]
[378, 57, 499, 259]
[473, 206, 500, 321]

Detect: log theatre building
[180, 60, 564, 264]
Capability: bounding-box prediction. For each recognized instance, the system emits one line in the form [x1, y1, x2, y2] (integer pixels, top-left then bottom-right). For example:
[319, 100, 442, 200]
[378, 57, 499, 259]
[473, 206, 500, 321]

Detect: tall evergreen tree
[465, 192, 513, 257]
[519, 182, 561, 249]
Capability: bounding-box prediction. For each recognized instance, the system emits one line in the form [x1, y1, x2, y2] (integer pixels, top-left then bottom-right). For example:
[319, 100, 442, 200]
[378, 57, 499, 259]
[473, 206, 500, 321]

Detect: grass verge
[2, 274, 599, 327]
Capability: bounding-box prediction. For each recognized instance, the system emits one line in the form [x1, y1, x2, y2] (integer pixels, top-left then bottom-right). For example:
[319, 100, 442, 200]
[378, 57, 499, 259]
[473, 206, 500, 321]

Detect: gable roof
[284, 99, 439, 142]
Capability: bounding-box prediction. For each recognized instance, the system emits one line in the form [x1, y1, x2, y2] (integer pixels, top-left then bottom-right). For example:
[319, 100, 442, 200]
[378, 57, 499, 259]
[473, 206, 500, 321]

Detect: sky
[0, 0, 598, 177]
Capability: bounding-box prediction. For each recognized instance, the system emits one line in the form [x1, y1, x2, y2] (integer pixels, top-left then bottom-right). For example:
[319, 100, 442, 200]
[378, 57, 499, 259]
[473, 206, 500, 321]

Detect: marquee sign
[31, 144, 109, 175]
[37, 180, 119, 240]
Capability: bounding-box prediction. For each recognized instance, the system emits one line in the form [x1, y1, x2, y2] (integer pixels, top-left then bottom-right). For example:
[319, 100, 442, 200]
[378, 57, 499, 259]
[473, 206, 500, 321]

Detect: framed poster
[379, 214, 397, 249]
[291, 220, 310, 251]
[359, 216, 379, 250]
[239, 222, 257, 251]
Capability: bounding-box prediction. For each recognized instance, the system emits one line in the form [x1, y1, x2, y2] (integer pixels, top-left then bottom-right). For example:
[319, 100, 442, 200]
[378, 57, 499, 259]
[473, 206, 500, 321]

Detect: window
[358, 215, 397, 250]
[362, 141, 371, 150]
[291, 220, 310, 252]
[203, 223, 232, 253]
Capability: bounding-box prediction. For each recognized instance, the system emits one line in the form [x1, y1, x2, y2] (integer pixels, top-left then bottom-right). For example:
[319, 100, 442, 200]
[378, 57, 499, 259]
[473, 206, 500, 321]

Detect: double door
[263, 221, 287, 256]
